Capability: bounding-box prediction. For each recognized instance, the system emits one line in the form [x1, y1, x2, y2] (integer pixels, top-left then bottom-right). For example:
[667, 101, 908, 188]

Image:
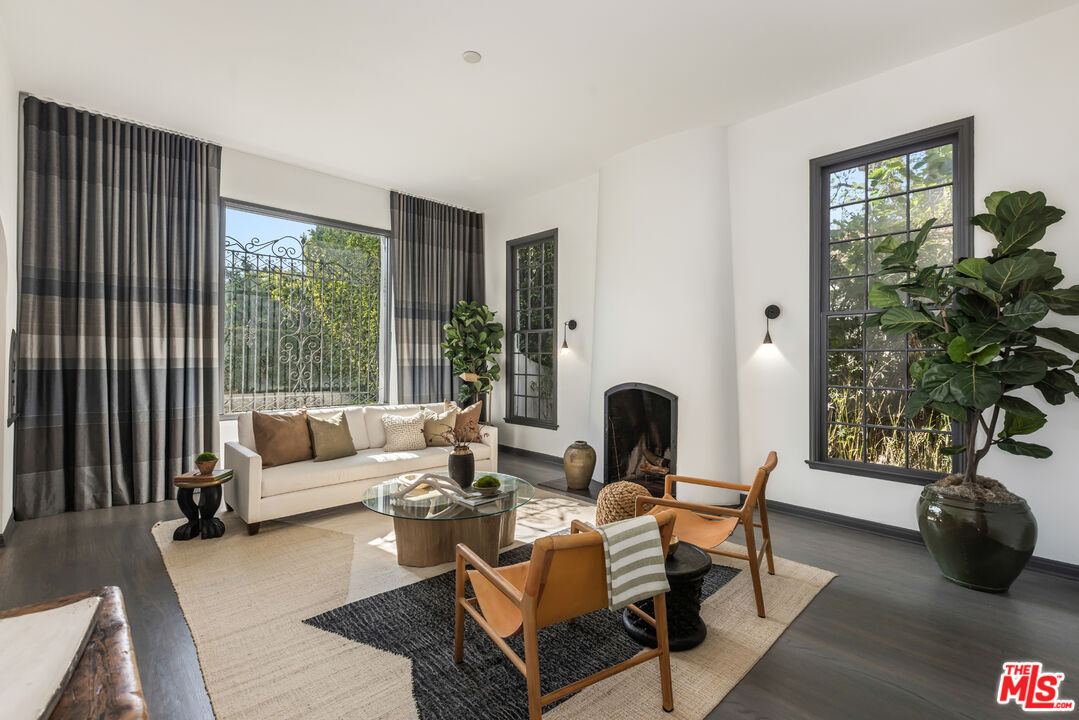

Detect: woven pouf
[596, 481, 654, 525]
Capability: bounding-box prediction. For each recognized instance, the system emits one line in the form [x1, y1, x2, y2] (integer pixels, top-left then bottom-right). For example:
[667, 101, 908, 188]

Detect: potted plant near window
[441, 301, 504, 419]
[867, 191, 1078, 591]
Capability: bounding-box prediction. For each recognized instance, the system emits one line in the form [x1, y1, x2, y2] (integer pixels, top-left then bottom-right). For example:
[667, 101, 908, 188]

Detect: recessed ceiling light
[462, 50, 482, 64]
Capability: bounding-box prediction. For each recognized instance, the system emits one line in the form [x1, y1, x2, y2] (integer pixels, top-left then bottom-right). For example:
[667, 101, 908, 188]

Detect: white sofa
[223, 403, 498, 534]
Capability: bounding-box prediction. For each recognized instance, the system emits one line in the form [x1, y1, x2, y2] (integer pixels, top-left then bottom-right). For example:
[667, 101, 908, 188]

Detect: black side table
[623, 541, 712, 651]
[173, 469, 233, 541]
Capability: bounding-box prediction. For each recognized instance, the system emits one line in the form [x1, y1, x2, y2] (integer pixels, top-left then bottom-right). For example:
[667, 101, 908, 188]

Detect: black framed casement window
[808, 118, 974, 484]
[505, 229, 558, 429]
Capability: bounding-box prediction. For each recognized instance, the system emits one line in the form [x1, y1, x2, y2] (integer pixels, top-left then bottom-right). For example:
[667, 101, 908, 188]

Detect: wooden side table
[172, 469, 233, 541]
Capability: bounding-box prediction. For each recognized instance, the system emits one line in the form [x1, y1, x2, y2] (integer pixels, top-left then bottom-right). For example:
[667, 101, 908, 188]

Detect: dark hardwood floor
[1, 453, 1075, 719]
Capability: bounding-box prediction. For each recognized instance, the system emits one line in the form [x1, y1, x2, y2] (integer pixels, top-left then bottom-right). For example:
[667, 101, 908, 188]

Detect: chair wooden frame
[455, 510, 677, 720]
[636, 451, 777, 618]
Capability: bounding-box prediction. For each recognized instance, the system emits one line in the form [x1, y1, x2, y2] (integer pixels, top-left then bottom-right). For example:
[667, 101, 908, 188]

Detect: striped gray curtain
[15, 97, 221, 520]
[391, 192, 485, 403]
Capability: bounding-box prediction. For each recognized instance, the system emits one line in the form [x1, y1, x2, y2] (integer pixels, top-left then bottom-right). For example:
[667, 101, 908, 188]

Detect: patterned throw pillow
[381, 411, 428, 452]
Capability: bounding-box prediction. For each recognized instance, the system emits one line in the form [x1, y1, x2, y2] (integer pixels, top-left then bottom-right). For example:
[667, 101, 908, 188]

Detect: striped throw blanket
[597, 515, 670, 611]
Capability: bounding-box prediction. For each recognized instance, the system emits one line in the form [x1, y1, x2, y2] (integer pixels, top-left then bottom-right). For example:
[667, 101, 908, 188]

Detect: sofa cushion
[237, 412, 256, 451]
[308, 411, 357, 462]
[445, 400, 483, 441]
[364, 403, 443, 448]
[252, 410, 313, 467]
[260, 443, 492, 498]
[382, 412, 427, 452]
[308, 406, 370, 450]
[423, 407, 457, 446]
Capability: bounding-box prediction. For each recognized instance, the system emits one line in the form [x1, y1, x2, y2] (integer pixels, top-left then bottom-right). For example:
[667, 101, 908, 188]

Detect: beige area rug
[153, 491, 835, 719]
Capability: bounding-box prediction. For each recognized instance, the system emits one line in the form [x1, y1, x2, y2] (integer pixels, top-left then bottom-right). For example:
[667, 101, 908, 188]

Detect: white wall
[485, 174, 600, 459]
[0, 37, 18, 534]
[220, 148, 391, 231]
[590, 125, 740, 505]
[728, 6, 1079, 564]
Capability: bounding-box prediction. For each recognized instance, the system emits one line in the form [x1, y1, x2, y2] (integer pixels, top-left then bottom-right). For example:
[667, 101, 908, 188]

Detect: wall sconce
[560, 319, 577, 354]
[763, 305, 781, 344]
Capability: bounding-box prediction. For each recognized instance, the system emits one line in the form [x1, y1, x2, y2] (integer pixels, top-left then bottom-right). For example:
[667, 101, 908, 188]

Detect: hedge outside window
[809, 119, 974, 483]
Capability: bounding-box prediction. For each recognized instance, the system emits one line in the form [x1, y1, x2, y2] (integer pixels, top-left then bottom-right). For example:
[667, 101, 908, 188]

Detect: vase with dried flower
[438, 419, 482, 488]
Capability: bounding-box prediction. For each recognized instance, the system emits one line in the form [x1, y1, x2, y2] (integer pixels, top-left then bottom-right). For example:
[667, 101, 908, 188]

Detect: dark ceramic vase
[448, 449, 475, 489]
[916, 486, 1037, 593]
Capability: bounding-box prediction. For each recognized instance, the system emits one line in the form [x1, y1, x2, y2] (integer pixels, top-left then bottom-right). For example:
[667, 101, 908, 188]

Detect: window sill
[503, 417, 559, 431]
[805, 459, 947, 486]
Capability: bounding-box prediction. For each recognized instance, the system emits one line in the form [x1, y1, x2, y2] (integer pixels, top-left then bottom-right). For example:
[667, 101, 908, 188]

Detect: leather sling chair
[454, 509, 677, 720]
[636, 451, 778, 618]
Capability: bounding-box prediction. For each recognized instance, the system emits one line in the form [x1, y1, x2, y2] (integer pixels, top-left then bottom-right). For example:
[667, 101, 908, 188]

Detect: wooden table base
[394, 510, 517, 567]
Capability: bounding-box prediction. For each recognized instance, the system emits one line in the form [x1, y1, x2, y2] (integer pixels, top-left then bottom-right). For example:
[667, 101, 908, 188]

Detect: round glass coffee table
[361, 471, 535, 567]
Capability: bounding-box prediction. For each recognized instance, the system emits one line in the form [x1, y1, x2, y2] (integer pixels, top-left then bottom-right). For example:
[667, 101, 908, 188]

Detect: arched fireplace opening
[603, 382, 677, 497]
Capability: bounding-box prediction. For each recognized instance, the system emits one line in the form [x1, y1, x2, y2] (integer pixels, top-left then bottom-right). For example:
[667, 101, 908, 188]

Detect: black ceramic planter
[916, 486, 1037, 593]
[447, 449, 475, 489]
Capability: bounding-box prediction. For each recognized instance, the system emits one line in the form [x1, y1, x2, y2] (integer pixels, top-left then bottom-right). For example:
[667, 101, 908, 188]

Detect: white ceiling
[1, 0, 1074, 209]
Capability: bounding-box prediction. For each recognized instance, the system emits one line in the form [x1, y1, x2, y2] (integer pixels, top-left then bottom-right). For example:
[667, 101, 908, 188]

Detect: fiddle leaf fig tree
[441, 301, 505, 405]
[867, 191, 1079, 496]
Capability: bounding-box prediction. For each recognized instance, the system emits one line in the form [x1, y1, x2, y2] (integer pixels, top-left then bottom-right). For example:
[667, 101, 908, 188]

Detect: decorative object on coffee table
[439, 419, 481, 488]
[195, 451, 218, 475]
[173, 469, 233, 541]
[623, 541, 712, 651]
[473, 474, 502, 496]
[596, 480, 653, 524]
[361, 471, 534, 567]
[563, 440, 596, 490]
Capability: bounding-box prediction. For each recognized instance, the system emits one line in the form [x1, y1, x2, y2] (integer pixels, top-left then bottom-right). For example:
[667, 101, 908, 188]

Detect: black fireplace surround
[603, 382, 678, 497]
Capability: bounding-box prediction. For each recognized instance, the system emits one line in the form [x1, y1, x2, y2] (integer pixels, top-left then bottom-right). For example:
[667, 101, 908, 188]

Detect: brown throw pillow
[445, 400, 483, 442]
[423, 407, 458, 446]
[308, 412, 357, 462]
[252, 410, 313, 468]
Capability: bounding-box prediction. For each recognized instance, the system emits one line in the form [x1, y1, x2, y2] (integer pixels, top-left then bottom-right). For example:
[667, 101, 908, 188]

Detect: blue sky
[225, 206, 314, 254]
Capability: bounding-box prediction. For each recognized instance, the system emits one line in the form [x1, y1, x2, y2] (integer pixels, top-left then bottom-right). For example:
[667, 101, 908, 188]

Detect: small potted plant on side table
[196, 452, 218, 476]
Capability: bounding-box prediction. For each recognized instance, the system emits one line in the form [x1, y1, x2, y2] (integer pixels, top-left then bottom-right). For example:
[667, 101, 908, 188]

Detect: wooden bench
[0, 586, 148, 719]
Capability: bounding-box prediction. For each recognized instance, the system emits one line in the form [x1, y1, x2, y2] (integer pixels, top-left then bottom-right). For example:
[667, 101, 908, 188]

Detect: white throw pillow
[381, 411, 428, 452]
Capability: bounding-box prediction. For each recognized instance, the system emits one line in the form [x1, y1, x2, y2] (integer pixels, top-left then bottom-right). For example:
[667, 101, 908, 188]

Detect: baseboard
[0, 510, 13, 547]
[498, 444, 563, 466]
[1026, 556, 1079, 582]
[760, 497, 1079, 583]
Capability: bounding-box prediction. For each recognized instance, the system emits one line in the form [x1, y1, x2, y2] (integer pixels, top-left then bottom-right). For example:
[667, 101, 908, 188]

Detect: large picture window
[809, 119, 973, 483]
[505, 230, 558, 428]
[222, 199, 386, 413]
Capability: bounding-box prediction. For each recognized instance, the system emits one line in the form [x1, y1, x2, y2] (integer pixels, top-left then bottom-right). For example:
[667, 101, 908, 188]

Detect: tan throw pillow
[445, 400, 483, 442]
[423, 407, 458, 446]
[382, 411, 427, 452]
[308, 411, 357, 462]
[252, 410, 313, 468]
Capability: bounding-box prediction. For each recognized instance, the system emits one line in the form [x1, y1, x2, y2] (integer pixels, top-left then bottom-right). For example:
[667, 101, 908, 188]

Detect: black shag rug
[304, 543, 738, 720]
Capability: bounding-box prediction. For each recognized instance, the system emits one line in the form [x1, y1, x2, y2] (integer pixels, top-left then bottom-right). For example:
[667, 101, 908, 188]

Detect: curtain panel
[15, 97, 221, 520]
[391, 192, 485, 403]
